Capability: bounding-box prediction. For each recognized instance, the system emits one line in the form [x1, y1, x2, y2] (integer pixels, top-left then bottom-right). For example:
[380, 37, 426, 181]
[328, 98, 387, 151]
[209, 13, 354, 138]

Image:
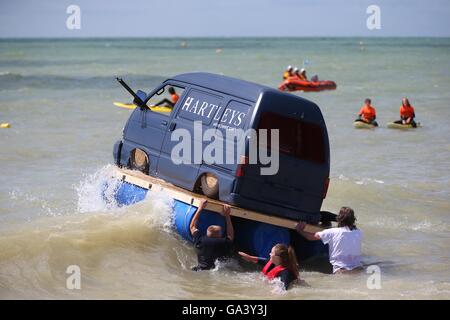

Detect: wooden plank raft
[114, 167, 325, 233]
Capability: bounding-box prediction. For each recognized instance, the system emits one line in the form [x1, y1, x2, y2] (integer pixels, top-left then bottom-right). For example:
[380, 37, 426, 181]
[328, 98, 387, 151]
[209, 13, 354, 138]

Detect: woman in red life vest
[356, 98, 378, 126]
[238, 244, 299, 290]
[395, 97, 416, 127]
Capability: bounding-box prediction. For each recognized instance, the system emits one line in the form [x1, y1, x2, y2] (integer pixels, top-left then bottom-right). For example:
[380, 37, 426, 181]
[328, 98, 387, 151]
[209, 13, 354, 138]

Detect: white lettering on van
[189, 100, 200, 113]
[207, 104, 218, 118]
[228, 109, 239, 125]
[234, 112, 246, 127]
[182, 97, 194, 111]
[198, 101, 209, 117]
[213, 106, 223, 121]
[221, 108, 232, 124]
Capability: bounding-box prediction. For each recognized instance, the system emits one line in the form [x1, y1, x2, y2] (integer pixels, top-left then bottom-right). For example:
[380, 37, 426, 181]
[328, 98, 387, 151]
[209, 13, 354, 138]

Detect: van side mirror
[133, 90, 147, 109]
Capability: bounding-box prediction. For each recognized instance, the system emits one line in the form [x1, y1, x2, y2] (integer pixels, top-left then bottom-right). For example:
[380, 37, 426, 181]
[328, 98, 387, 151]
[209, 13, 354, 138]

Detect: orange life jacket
[359, 105, 376, 122]
[261, 260, 287, 280]
[400, 105, 415, 119]
[283, 71, 291, 80]
[171, 93, 179, 104]
[297, 73, 307, 81]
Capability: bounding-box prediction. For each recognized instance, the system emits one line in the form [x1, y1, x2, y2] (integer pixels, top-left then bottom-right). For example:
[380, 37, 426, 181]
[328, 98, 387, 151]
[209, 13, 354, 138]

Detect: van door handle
[160, 120, 168, 126]
[168, 122, 177, 131]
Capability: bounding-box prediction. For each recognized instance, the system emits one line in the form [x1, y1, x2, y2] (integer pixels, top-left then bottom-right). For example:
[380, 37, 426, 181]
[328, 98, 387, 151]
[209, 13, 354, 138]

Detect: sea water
[0, 38, 449, 299]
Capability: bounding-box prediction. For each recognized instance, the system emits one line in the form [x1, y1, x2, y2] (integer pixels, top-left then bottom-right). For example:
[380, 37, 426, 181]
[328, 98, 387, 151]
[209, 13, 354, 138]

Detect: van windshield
[257, 111, 325, 164]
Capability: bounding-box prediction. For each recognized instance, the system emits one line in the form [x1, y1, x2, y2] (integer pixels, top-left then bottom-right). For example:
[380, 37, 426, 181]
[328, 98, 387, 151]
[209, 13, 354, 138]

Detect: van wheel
[130, 148, 149, 174]
[201, 173, 219, 199]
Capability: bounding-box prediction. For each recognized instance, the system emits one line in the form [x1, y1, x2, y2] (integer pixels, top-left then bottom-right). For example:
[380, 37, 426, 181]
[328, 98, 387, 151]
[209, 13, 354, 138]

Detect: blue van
[113, 72, 330, 224]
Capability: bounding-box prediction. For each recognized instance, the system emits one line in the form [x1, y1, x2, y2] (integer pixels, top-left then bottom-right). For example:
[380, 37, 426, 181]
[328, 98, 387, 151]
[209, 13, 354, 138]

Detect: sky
[0, 0, 449, 38]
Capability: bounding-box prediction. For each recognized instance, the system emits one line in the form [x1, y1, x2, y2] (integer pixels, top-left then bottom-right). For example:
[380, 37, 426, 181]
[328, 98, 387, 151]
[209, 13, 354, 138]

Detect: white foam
[337, 174, 384, 185]
[75, 164, 123, 213]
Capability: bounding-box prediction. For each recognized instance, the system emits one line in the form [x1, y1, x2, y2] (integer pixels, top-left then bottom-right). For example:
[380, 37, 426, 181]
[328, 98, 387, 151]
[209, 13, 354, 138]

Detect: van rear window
[258, 112, 325, 164]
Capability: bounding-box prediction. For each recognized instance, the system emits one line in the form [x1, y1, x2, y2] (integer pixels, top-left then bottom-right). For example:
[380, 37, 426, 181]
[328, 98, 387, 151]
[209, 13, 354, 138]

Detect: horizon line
[1, 35, 450, 40]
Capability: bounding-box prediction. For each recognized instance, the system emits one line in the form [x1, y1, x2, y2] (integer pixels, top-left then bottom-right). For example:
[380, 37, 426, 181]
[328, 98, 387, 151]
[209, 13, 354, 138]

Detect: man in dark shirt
[189, 199, 234, 271]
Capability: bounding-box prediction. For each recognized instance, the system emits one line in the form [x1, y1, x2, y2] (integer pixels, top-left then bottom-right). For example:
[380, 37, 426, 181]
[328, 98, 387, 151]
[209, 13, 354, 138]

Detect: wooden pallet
[114, 167, 326, 234]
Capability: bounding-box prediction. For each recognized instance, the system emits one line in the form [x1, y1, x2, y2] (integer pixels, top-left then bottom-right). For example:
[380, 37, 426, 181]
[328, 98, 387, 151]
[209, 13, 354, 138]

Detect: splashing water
[76, 164, 122, 213]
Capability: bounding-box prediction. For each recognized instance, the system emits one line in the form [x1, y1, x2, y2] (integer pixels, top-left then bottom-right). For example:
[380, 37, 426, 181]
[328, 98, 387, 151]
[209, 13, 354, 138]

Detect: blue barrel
[173, 200, 226, 241]
[114, 182, 148, 206]
[233, 217, 291, 259]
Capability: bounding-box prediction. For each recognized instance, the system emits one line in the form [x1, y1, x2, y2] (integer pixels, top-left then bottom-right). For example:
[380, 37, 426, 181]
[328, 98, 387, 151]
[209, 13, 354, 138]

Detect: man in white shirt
[296, 207, 363, 274]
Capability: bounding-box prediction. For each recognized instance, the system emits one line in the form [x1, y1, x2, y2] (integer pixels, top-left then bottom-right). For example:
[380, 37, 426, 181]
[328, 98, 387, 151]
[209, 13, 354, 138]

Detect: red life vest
[400, 105, 415, 119]
[261, 260, 287, 280]
[171, 93, 179, 104]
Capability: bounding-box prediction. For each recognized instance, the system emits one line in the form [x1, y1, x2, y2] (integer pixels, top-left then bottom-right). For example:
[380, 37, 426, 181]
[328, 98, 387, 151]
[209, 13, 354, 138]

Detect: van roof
[168, 72, 274, 102]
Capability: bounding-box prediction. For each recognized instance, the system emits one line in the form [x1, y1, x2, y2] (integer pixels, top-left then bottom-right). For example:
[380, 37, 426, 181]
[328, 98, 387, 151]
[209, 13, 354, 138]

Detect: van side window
[146, 84, 184, 115]
[177, 89, 223, 125]
[258, 112, 325, 164]
[215, 100, 251, 138]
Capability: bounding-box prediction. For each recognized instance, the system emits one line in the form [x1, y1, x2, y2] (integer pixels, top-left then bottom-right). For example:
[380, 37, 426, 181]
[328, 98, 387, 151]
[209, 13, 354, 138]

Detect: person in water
[190, 199, 234, 271]
[394, 97, 416, 127]
[154, 87, 179, 108]
[356, 98, 378, 126]
[283, 65, 294, 80]
[238, 243, 299, 290]
[296, 207, 363, 274]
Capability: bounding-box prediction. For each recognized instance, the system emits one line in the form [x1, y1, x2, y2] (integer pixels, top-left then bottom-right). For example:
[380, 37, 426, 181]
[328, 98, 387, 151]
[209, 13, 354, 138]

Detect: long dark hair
[337, 207, 357, 230]
[273, 244, 299, 279]
[402, 97, 411, 107]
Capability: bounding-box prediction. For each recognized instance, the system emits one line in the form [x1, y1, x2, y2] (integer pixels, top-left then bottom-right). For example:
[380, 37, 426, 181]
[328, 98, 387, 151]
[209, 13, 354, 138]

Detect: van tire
[201, 173, 219, 199]
[130, 148, 149, 174]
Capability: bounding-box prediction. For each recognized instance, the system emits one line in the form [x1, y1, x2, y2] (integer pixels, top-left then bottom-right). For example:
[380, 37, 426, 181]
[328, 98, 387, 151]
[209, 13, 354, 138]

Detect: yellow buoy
[1, 123, 11, 128]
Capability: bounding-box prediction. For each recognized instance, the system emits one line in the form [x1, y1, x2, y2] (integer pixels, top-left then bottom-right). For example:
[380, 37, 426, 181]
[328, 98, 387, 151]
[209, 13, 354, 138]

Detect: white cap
[293, 67, 299, 72]
[287, 65, 293, 70]
[300, 68, 306, 73]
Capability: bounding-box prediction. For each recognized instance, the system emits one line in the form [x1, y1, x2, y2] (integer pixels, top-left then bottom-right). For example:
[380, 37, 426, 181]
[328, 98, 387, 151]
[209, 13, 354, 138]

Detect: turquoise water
[0, 38, 449, 299]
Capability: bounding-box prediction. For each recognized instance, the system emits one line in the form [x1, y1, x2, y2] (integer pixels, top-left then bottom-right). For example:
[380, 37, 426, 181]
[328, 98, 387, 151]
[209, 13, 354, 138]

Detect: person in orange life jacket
[238, 243, 299, 290]
[154, 87, 179, 108]
[296, 207, 363, 274]
[293, 67, 308, 81]
[283, 65, 294, 80]
[356, 98, 378, 126]
[394, 97, 416, 127]
[190, 199, 234, 271]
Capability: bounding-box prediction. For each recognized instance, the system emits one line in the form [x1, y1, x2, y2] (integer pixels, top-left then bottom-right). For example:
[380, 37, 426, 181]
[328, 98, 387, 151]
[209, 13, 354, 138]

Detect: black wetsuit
[355, 117, 379, 127]
[154, 98, 174, 107]
[258, 258, 296, 290]
[192, 230, 233, 271]
[394, 116, 417, 127]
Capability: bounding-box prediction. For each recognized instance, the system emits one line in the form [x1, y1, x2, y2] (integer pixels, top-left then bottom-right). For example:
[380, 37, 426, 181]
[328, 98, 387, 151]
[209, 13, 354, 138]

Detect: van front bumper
[228, 193, 321, 224]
